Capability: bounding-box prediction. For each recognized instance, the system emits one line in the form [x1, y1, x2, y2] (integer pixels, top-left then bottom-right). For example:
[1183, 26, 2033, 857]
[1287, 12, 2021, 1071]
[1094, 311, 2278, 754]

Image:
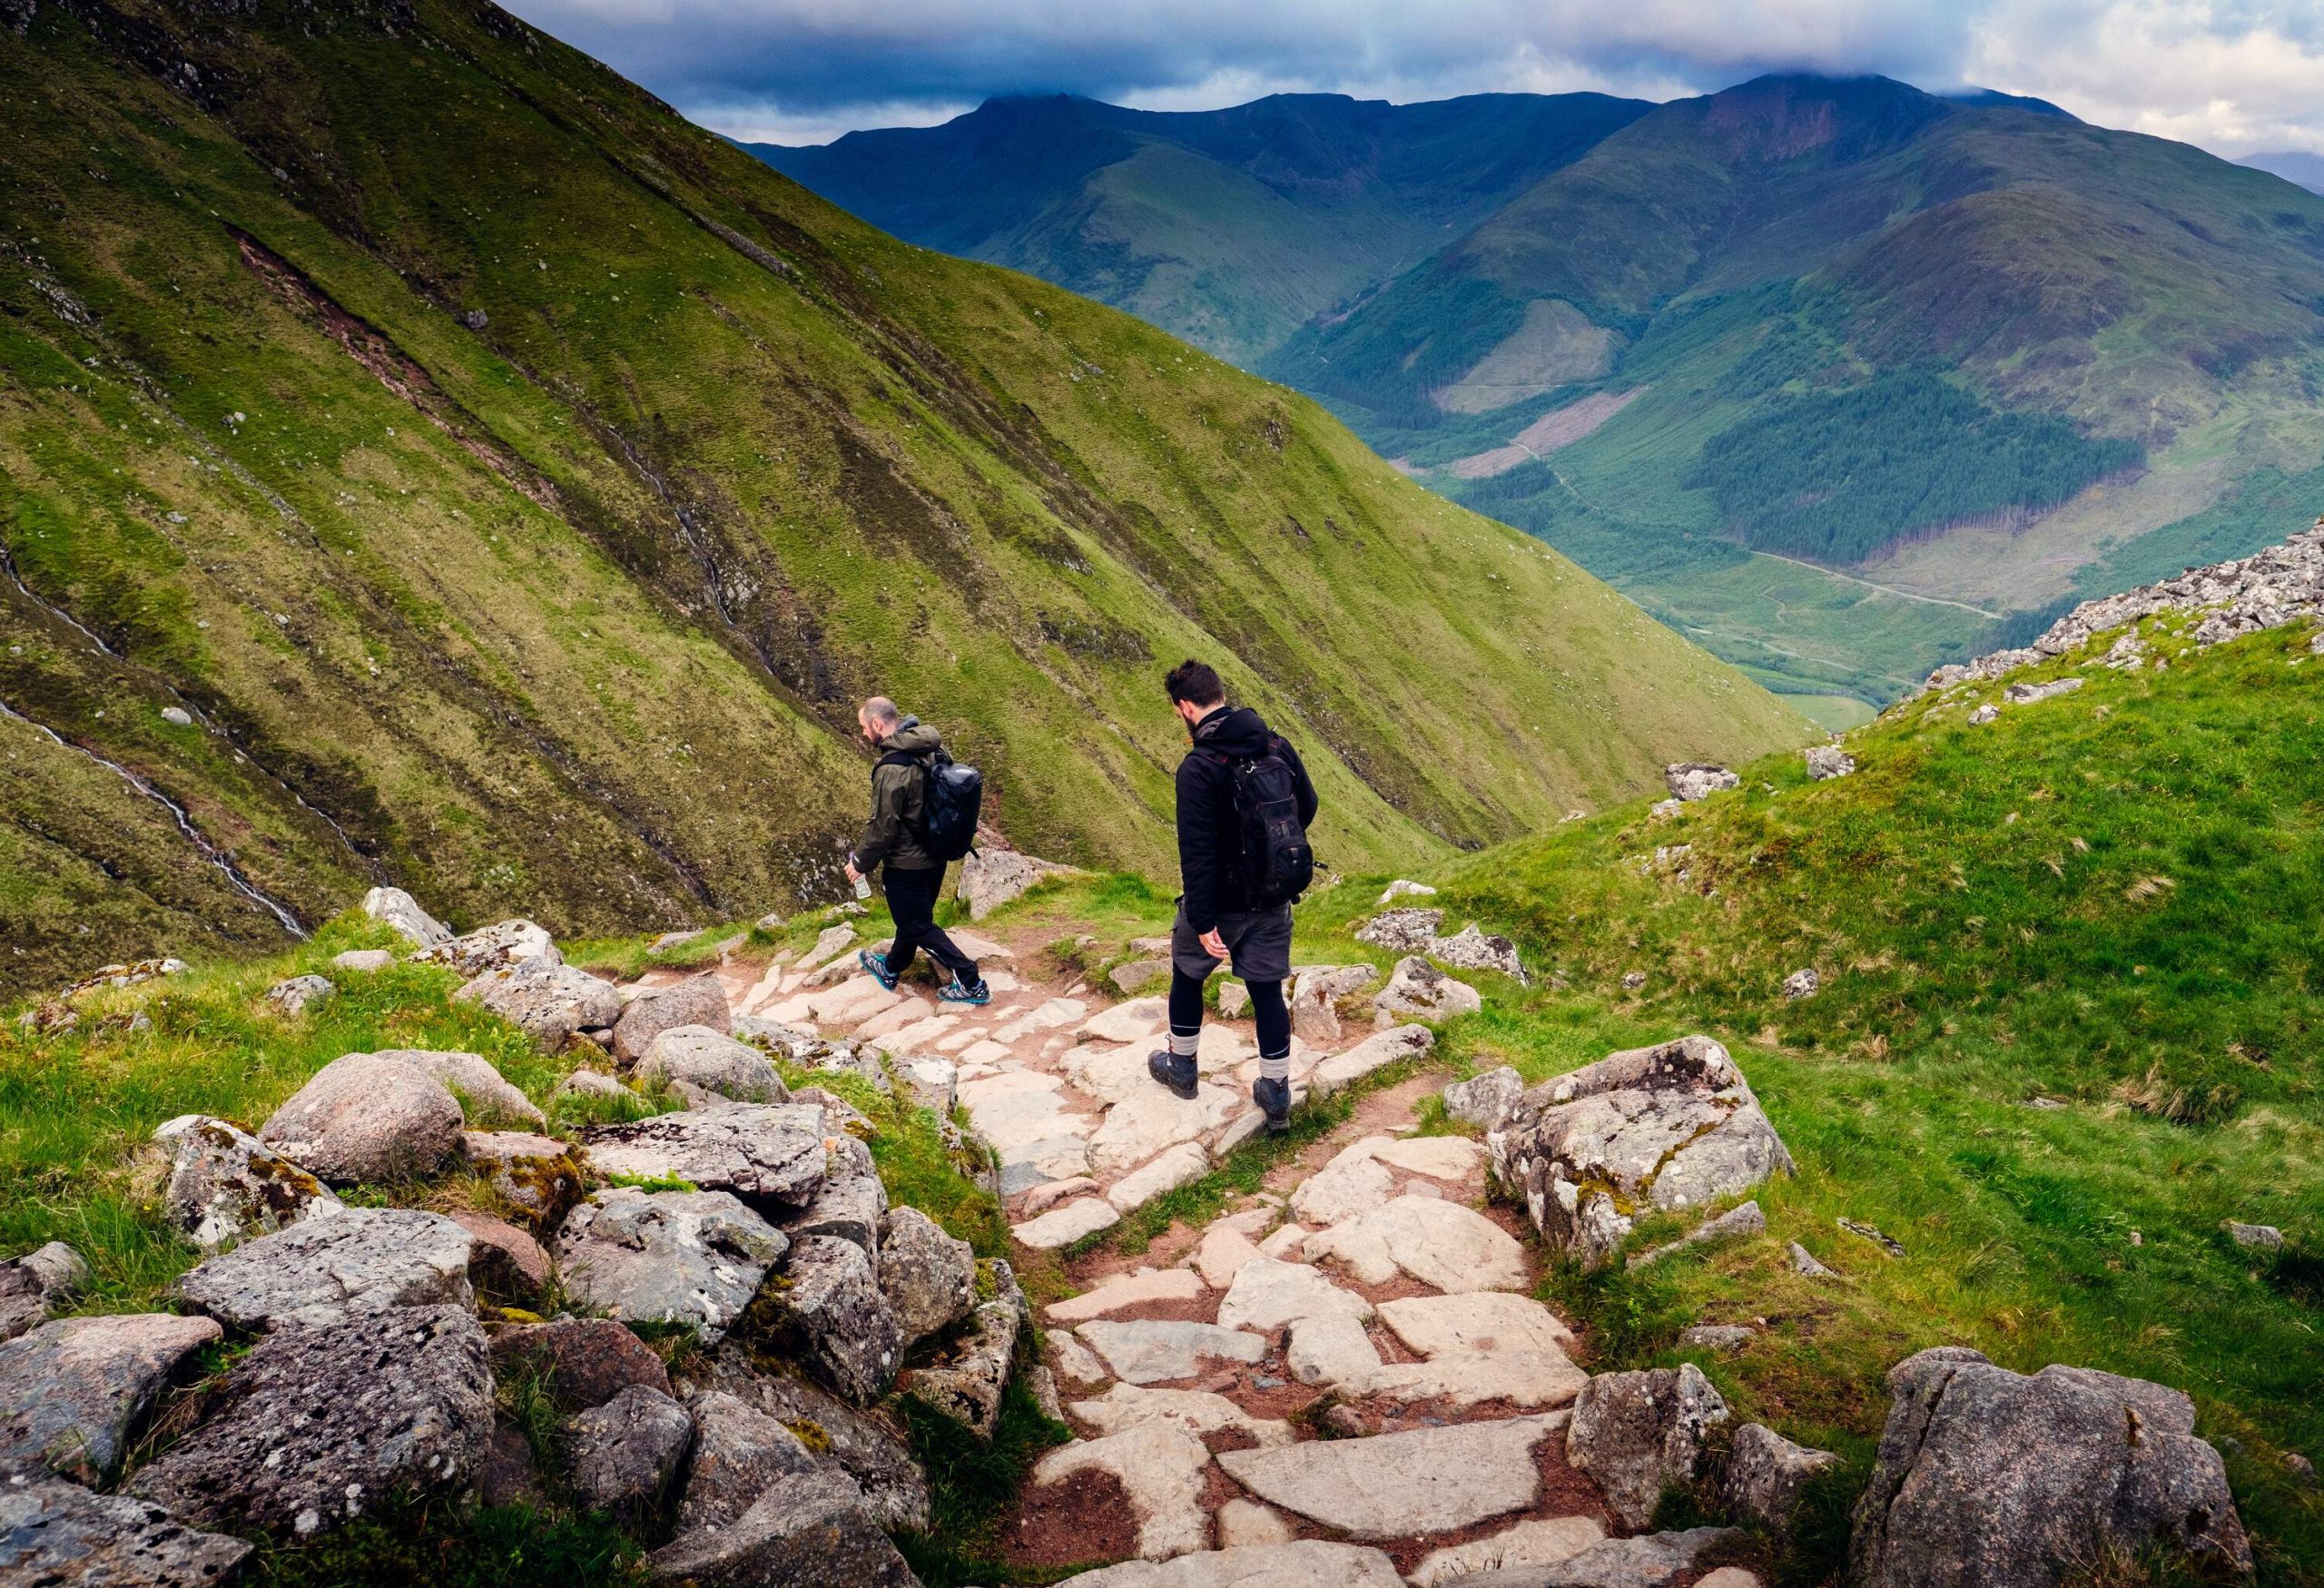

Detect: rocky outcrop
[0, 1312, 221, 1484]
[1374, 955, 1483, 1022]
[904, 1259, 1028, 1437]
[174, 1206, 475, 1330]
[259, 1048, 541, 1182]
[677, 1344, 932, 1530]
[611, 975, 730, 1064]
[460, 1129, 584, 1225]
[1724, 1422, 1839, 1532]
[565, 1383, 693, 1521]
[1849, 1346, 2251, 1585]
[414, 917, 556, 977]
[455, 957, 620, 1051]
[1804, 744, 1856, 780]
[635, 1024, 788, 1102]
[1355, 907, 1443, 952]
[876, 1205, 978, 1348]
[362, 885, 450, 948]
[0, 1242, 84, 1342]
[758, 1233, 904, 1405]
[488, 1317, 671, 1410]
[1664, 763, 1738, 801]
[1567, 1363, 1729, 1529]
[1429, 922, 1526, 983]
[957, 845, 1074, 919]
[1487, 1035, 1794, 1267]
[128, 1306, 494, 1539]
[0, 1480, 253, 1584]
[153, 1114, 345, 1248]
[580, 1102, 827, 1208]
[554, 1189, 786, 1342]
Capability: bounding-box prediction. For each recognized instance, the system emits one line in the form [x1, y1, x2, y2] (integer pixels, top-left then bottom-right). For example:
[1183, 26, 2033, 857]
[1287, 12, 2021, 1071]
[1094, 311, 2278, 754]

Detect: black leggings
[1170, 969, 1288, 1056]
[882, 865, 978, 983]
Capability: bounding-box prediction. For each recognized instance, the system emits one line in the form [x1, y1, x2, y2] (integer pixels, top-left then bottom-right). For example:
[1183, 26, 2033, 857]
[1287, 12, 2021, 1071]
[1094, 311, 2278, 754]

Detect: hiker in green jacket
[844, 697, 990, 1004]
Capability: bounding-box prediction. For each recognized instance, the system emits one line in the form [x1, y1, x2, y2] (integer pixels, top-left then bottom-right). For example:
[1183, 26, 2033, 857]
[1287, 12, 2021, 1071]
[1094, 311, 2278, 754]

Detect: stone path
[635, 913, 1754, 1587]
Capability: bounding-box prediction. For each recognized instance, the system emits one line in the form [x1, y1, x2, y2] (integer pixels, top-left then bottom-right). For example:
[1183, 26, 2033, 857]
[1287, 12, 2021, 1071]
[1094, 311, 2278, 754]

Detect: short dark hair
[1164, 659, 1226, 707]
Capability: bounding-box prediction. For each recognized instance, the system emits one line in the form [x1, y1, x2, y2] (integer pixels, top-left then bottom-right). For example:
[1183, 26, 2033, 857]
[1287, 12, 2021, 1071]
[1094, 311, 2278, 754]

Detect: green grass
[1294, 612, 2324, 1580]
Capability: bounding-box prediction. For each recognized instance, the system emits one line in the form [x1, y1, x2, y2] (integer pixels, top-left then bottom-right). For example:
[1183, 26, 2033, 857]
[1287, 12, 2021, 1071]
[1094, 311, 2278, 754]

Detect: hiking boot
[1254, 1075, 1293, 1135]
[858, 948, 900, 991]
[940, 977, 990, 1006]
[1147, 1050, 1198, 1100]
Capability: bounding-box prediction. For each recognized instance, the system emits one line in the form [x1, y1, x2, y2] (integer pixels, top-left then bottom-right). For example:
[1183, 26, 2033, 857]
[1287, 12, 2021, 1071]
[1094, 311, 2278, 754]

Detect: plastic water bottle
[852, 872, 872, 902]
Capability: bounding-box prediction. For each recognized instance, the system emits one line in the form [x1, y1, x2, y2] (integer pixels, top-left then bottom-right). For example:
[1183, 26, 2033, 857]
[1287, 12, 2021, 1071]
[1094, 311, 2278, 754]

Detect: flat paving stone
[1013, 1198, 1121, 1249]
[1369, 1136, 1484, 1180]
[1216, 1259, 1373, 1333]
[1377, 1292, 1577, 1358]
[1048, 1268, 1204, 1326]
[1088, 1084, 1242, 1175]
[1305, 1195, 1528, 1292]
[1034, 1420, 1212, 1560]
[1337, 1351, 1587, 1409]
[1108, 1141, 1211, 1212]
[1067, 1384, 1294, 1447]
[1215, 1414, 1566, 1539]
[1076, 1320, 1266, 1385]
[1055, 1540, 1406, 1586]
[1285, 1312, 1380, 1388]
[1082, 998, 1167, 1043]
[1409, 1517, 1608, 1587]
[1193, 1225, 1264, 1288]
[1288, 1149, 1395, 1228]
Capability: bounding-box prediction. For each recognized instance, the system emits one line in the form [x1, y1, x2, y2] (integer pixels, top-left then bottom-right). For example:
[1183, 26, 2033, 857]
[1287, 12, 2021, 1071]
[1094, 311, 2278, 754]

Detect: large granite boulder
[1567, 1363, 1729, 1529]
[0, 1243, 89, 1343]
[957, 846, 1071, 919]
[1374, 955, 1483, 1022]
[488, 1317, 671, 1410]
[173, 1206, 475, 1330]
[1724, 1422, 1841, 1532]
[554, 1189, 785, 1342]
[362, 885, 450, 948]
[612, 975, 730, 1065]
[454, 957, 620, 1050]
[0, 1479, 252, 1584]
[415, 917, 557, 977]
[1356, 907, 1443, 953]
[260, 1048, 542, 1182]
[903, 1259, 1027, 1438]
[127, 1306, 494, 1538]
[679, 1345, 931, 1529]
[673, 1390, 819, 1533]
[153, 1114, 345, 1248]
[1664, 763, 1738, 802]
[758, 1234, 903, 1405]
[1849, 1347, 2252, 1586]
[263, 974, 335, 1017]
[565, 1382, 693, 1520]
[581, 1103, 827, 1208]
[460, 1129, 584, 1225]
[877, 1205, 978, 1348]
[636, 1024, 788, 1103]
[1487, 1035, 1793, 1267]
[1443, 1066, 1524, 1130]
[0, 1312, 221, 1484]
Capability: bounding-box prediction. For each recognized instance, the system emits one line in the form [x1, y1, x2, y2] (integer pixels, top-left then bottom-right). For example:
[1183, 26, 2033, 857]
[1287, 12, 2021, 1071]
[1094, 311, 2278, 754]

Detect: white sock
[1258, 1050, 1290, 1082]
[1168, 1027, 1199, 1060]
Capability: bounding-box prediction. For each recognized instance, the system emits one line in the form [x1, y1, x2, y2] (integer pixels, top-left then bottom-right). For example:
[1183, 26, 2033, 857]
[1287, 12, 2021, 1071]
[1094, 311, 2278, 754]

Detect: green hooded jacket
[852, 717, 943, 873]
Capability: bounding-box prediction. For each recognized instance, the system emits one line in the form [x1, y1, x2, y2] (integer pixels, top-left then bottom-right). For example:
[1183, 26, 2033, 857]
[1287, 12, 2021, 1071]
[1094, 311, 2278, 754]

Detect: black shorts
[1171, 901, 1293, 984]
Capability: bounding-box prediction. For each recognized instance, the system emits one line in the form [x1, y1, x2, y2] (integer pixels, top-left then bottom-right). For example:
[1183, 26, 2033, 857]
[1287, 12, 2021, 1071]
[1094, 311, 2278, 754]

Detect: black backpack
[1213, 737, 1315, 909]
[882, 746, 983, 863]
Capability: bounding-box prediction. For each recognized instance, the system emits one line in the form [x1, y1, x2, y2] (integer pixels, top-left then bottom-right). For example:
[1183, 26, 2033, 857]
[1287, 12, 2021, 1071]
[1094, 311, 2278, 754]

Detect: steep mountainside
[0, 0, 1804, 997]
[751, 92, 1651, 365]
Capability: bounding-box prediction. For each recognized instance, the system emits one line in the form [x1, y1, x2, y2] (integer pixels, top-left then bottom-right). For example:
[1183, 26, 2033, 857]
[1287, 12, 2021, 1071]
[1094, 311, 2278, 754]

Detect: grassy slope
[1293, 606, 2324, 1579]
[0, 0, 1806, 999]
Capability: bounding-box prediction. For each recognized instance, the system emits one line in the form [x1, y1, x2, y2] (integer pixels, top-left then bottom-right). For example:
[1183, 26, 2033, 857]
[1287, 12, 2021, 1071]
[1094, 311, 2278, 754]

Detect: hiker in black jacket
[1147, 660, 1318, 1132]
[844, 697, 990, 1005]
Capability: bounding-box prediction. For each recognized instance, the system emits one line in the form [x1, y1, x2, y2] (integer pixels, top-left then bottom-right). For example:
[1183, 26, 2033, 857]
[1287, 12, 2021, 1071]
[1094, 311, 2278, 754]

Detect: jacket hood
[880, 717, 942, 756]
[1192, 705, 1272, 755]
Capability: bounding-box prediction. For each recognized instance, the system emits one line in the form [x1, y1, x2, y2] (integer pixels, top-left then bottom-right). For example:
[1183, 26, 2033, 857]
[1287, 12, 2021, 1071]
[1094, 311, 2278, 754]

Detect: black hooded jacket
[1175, 705, 1319, 932]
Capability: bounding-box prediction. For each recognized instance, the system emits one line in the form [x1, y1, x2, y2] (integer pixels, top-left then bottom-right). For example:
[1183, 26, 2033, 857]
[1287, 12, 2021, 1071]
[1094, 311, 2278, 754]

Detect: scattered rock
[1076, 1319, 1266, 1385]
[610, 974, 730, 1064]
[1838, 1217, 1905, 1258]
[362, 885, 450, 949]
[1968, 703, 1999, 725]
[581, 1102, 826, 1208]
[1788, 1240, 1838, 1277]
[0, 1242, 84, 1341]
[1444, 1065, 1524, 1129]
[1665, 764, 1738, 802]
[1409, 1516, 1608, 1586]
[2225, 1221, 2284, 1250]
[1216, 1414, 1568, 1539]
[1723, 1422, 1839, 1531]
[1427, 922, 1526, 983]
[1035, 1420, 1216, 1560]
[878, 1206, 978, 1348]
[0, 1312, 221, 1484]
[455, 957, 620, 1050]
[1679, 1323, 1757, 1353]
[1014, 1198, 1122, 1248]
[332, 948, 395, 973]
[566, 1383, 693, 1520]
[1804, 744, 1856, 780]
[1489, 1035, 1794, 1268]
[444, 1208, 549, 1295]
[175, 1206, 475, 1330]
[554, 1067, 631, 1102]
[1052, 1541, 1407, 1586]
[1374, 955, 1482, 1021]
[153, 1114, 343, 1249]
[1567, 1363, 1729, 1528]
[554, 1188, 786, 1342]
[1111, 958, 1172, 995]
[1378, 879, 1439, 904]
[958, 846, 1074, 919]
[460, 1129, 584, 1225]
[1649, 798, 1684, 819]
[261, 1047, 540, 1182]
[1850, 1346, 2251, 1584]
[1308, 1023, 1434, 1095]
[0, 1480, 253, 1585]
[761, 1234, 902, 1405]
[1629, 1199, 1767, 1267]
[488, 1317, 671, 1410]
[635, 1024, 787, 1102]
[2004, 676, 2085, 705]
[1621, 971, 1647, 990]
[1356, 907, 1443, 952]
[1219, 981, 1250, 1018]
[128, 1306, 493, 1539]
[264, 973, 335, 1017]
[1782, 966, 1820, 1000]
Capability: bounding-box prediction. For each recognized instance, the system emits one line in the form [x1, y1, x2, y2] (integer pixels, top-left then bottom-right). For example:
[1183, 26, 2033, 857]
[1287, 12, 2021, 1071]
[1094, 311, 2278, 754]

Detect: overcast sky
[501, 0, 2324, 159]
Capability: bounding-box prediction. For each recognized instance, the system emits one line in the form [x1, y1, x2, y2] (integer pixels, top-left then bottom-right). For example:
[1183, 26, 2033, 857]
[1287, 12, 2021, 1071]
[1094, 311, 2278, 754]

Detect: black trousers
[882, 864, 979, 983]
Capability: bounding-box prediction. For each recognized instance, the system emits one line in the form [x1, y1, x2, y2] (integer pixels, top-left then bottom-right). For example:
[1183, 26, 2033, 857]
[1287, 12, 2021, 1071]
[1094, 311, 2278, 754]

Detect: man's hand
[1198, 927, 1229, 961]
[843, 861, 862, 885]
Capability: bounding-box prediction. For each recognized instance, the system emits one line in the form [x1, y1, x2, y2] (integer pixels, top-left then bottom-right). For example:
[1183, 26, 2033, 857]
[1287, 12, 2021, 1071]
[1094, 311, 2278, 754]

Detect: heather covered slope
[0, 0, 1805, 998]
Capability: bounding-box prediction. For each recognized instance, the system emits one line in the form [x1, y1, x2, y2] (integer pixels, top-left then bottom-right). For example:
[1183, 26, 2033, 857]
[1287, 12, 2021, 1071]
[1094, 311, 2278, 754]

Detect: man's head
[858, 696, 902, 747]
[1164, 659, 1225, 730]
